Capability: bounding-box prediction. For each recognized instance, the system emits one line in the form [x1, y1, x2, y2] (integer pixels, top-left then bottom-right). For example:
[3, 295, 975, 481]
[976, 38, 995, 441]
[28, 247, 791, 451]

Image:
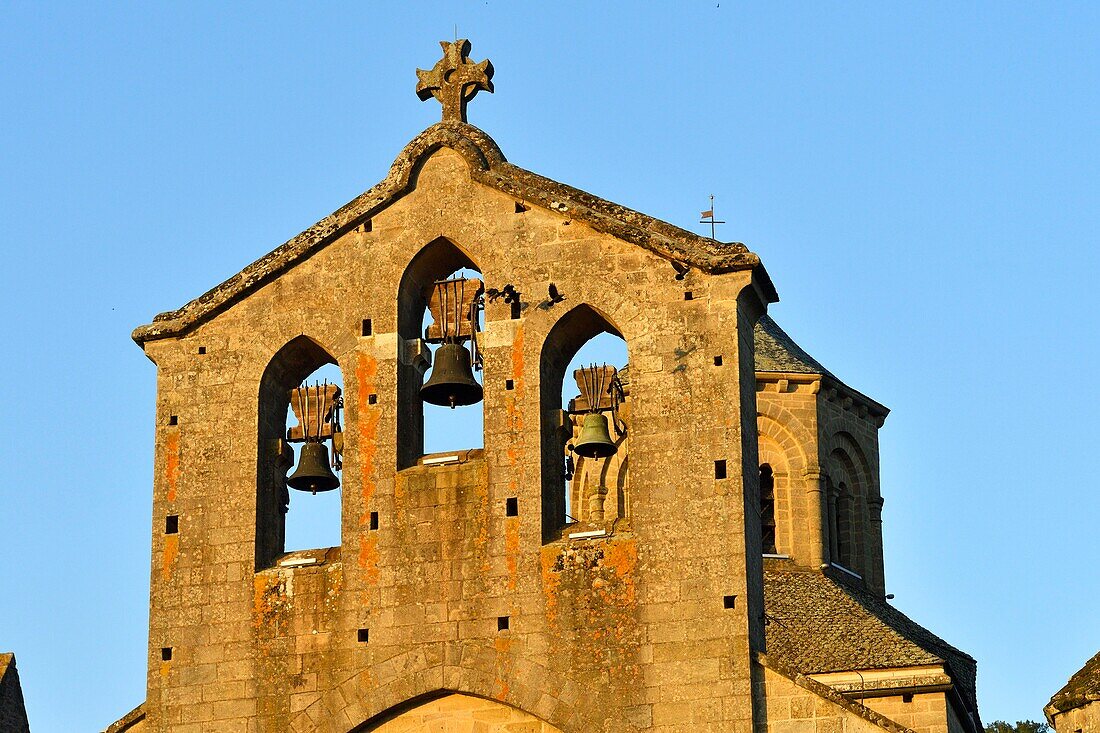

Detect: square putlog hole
[368, 393, 378, 405]
[168, 415, 178, 426]
[684, 291, 694, 300]
[505, 379, 515, 391]
[497, 616, 510, 631]
[161, 647, 173, 661]
[357, 628, 369, 643]
[197, 346, 206, 355]
[714, 460, 727, 480]
[505, 497, 518, 516]
[713, 355, 723, 366]
[165, 515, 179, 535]
[723, 595, 737, 609]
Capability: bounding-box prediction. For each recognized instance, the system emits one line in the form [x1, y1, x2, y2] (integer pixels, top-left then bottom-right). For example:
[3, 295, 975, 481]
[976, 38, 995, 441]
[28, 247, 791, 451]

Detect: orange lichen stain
[504, 517, 520, 589]
[602, 539, 638, 606]
[493, 635, 513, 701]
[540, 546, 563, 625]
[358, 534, 380, 585]
[356, 353, 380, 525]
[164, 431, 180, 502]
[161, 534, 179, 580]
[252, 574, 288, 629]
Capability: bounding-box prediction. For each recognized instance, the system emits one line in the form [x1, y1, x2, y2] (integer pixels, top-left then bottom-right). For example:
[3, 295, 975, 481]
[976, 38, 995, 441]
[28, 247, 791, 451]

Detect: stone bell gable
[124, 39, 780, 733]
[106, 39, 984, 733]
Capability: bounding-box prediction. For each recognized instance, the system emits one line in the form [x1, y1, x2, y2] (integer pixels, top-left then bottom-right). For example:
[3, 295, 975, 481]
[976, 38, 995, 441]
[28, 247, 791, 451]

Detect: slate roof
[133, 121, 775, 345]
[1047, 650, 1100, 715]
[754, 315, 836, 377]
[764, 565, 978, 714]
[754, 315, 889, 420]
[0, 653, 30, 733]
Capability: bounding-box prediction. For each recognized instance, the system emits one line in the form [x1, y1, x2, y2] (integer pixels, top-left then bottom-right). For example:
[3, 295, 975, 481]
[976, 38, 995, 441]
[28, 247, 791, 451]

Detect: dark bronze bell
[421, 342, 483, 408]
[287, 442, 340, 494]
[573, 412, 617, 459]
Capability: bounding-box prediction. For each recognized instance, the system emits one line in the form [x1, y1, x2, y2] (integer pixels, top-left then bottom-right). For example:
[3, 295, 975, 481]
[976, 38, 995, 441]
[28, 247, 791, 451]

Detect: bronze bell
[573, 412, 617, 459]
[421, 342, 483, 408]
[287, 442, 340, 494]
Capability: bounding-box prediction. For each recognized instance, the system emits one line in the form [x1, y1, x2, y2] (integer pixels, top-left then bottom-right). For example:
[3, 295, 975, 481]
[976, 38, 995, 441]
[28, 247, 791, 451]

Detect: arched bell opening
[256, 336, 344, 570]
[396, 238, 485, 469]
[539, 304, 628, 541]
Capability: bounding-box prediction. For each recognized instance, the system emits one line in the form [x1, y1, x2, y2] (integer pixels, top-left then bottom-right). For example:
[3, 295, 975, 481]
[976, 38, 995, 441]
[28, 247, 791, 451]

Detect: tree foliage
[984, 720, 1050, 733]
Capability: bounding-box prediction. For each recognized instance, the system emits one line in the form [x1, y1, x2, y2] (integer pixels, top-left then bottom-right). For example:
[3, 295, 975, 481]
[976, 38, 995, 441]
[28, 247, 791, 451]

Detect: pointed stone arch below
[358, 693, 563, 733]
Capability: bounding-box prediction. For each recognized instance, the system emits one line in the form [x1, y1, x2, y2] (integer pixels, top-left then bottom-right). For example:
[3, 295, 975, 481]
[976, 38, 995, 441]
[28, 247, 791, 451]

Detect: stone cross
[416, 39, 494, 123]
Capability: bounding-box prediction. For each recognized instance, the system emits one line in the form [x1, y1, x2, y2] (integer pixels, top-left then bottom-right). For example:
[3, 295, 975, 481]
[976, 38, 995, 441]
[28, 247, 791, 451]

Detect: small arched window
[759, 464, 777, 554]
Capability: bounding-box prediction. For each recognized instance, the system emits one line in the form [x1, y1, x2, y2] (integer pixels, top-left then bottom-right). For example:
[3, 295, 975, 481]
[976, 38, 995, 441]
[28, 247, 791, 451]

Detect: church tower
[105, 41, 981, 733]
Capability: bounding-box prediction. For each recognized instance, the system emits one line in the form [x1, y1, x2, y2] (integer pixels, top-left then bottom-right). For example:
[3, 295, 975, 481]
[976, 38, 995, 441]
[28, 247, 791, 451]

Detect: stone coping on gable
[134, 120, 776, 346]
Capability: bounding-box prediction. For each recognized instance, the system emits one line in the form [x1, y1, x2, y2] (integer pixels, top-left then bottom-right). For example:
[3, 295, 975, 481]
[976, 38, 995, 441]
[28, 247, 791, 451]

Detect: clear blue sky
[2, 3, 1097, 731]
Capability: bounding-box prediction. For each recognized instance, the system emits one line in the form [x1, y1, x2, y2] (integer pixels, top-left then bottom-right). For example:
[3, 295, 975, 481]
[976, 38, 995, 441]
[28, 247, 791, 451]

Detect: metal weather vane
[416, 39, 495, 123]
[699, 194, 726, 240]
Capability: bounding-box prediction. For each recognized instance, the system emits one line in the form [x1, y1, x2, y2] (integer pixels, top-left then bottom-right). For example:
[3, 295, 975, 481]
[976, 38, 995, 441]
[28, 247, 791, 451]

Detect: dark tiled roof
[754, 315, 835, 377]
[764, 565, 978, 713]
[1048, 650, 1100, 714]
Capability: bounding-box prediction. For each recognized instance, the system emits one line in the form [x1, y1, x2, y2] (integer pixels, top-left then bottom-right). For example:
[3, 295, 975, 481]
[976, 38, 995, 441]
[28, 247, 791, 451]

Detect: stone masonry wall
[756, 378, 823, 570]
[862, 694, 949, 733]
[754, 663, 896, 733]
[139, 144, 768, 732]
[1053, 703, 1100, 733]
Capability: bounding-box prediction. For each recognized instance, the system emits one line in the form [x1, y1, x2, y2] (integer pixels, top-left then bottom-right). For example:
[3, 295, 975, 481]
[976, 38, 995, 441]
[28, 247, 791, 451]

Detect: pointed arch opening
[396, 238, 485, 468]
[256, 336, 344, 570]
[540, 304, 628, 541]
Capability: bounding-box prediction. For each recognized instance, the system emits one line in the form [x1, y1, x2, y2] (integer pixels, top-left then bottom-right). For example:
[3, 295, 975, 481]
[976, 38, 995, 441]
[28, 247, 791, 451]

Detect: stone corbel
[400, 338, 432, 375]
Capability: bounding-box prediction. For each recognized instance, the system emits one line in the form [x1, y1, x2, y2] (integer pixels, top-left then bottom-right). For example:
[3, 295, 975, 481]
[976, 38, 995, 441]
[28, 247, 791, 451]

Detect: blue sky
[1, 3, 1097, 731]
